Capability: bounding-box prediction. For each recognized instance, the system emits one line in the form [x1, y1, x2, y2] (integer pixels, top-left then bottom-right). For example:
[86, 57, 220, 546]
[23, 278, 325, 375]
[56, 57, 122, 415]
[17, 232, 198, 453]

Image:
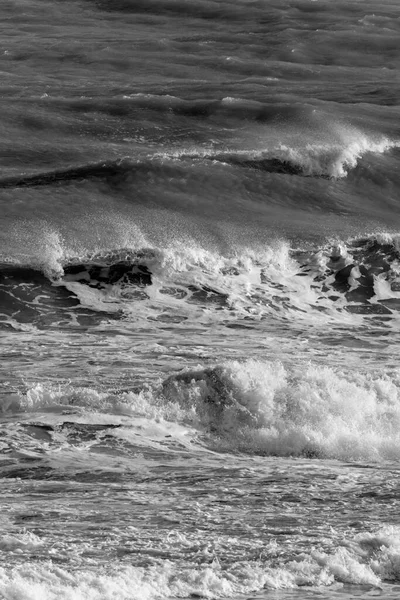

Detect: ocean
[1, 0, 400, 598]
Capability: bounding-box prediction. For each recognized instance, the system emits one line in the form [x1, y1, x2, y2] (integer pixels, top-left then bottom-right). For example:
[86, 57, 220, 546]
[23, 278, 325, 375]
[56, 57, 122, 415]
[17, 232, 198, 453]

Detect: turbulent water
[2, 0, 400, 598]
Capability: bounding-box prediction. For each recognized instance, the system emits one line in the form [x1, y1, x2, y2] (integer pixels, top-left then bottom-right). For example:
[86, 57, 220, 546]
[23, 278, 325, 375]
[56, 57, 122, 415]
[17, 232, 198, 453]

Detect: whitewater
[1, 0, 400, 598]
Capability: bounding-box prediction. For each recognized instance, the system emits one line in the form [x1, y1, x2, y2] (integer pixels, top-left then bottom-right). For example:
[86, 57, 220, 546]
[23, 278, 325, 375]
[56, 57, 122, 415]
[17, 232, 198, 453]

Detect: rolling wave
[174, 134, 399, 178]
[0, 130, 397, 191]
[161, 358, 400, 461]
[2, 234, 400, 327]
[5, 354, 400, 462]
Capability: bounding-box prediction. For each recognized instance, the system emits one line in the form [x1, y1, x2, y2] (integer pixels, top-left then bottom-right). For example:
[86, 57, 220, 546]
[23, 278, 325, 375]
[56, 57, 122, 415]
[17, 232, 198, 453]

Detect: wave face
[165, 129, 399, 179]
[0, 130, 397, 190]
[3, 233, 400, 328]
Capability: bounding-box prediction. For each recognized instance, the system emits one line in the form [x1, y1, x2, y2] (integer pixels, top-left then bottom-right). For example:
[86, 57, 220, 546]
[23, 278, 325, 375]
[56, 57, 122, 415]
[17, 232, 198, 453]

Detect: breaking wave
[0, 126, 397, 189]
[3, 232, 400, 327]
[4, 354, 400, 463]
[161, 358, 400, 461]
[172, 134, 399, 179]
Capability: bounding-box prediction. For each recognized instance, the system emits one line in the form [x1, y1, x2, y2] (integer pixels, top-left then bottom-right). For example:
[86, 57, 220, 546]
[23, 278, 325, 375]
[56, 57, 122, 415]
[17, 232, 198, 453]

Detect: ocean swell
[0, 128, 397, 191]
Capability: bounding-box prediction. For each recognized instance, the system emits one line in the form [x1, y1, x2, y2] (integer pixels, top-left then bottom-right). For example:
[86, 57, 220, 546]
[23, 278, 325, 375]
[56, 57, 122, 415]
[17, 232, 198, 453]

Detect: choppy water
[1, 0, 400, 598]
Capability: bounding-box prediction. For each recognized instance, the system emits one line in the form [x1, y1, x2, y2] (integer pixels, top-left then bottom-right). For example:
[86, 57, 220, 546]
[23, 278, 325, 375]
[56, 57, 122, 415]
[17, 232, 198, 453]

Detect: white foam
[355, 526, 400, 581]
[0, 561, 319, 600]
[10, 223, 66, 279]
[1, 526, 399, 599]
[164, 125, 399, 179]
[275, 134, 396, 178]
[162, 359, 400, 461]
[4, 229, 400, 328]
[0, 532, 44, 553]
[18, 382, 159, 417]
[10, 353, 400, 463]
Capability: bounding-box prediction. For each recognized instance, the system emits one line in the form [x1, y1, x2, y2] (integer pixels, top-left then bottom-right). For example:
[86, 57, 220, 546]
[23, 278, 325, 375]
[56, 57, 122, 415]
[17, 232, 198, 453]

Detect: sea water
[1, 0, 400, 598]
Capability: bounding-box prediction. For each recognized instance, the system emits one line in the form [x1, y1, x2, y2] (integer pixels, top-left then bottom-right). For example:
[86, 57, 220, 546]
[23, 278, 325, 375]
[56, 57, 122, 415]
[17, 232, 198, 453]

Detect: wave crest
[174, 132, 399, 179]
[4, 233, 400, 327]
[10, 356, 400, 462]
[0, 128, 396, 192]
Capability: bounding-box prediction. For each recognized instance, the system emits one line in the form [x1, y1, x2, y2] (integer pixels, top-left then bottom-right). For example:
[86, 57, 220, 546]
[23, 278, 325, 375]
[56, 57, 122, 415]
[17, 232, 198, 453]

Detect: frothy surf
[1, 526, 400, 600]
[3, 354, 400, 462]
[160, 359, 400, 461]
[3, 233, 400, 327]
